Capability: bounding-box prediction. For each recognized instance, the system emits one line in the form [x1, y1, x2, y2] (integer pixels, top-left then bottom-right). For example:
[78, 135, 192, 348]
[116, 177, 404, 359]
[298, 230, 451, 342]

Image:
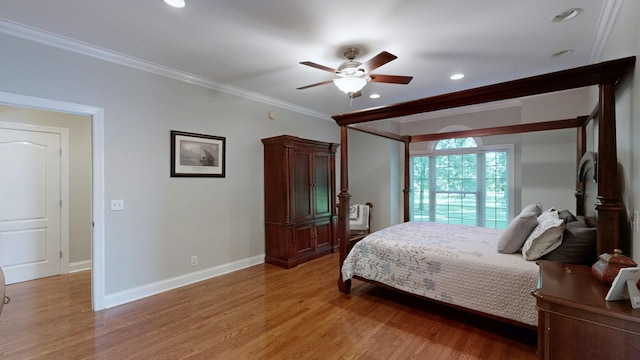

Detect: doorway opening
[0, 91, 105, 311]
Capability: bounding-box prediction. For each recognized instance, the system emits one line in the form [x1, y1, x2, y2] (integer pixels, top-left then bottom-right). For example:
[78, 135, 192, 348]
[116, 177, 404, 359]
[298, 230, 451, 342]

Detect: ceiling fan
[297, 48, 413, 98]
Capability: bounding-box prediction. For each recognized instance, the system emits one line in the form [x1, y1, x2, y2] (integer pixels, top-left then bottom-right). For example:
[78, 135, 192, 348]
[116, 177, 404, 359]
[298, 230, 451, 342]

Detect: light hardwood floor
[0, 253, 536, 359]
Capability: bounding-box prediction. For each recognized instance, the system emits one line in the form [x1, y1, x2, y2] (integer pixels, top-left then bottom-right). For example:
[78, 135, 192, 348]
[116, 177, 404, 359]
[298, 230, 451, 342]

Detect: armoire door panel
[314, 219, 332, 249]
[293, 151, 313, 221]
[313, 152, 331, 218]
[293, 222, 314, 256]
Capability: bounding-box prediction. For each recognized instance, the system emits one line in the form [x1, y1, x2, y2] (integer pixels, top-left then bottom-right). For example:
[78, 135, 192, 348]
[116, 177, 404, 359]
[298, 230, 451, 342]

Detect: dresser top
[533, 260, 640, 323]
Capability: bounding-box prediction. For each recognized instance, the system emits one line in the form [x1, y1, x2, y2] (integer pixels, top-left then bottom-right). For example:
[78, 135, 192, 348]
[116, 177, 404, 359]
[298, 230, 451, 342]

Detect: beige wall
[0, 105, 92, 266]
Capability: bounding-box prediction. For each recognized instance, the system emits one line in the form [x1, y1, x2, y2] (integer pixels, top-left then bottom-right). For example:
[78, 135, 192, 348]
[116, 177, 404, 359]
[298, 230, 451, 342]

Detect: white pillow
[522, 210, 564, 260]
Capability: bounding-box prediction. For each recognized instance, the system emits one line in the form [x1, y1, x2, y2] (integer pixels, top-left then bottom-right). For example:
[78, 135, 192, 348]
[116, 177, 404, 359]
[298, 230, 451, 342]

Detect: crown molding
[0, 19, 330, 121]
[589, 0, 624, 63]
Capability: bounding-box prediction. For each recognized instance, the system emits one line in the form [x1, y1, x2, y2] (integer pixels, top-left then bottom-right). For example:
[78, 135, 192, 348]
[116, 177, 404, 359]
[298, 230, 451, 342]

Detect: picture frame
[170, 130, 226, 177]
[605, 267, 640, 301]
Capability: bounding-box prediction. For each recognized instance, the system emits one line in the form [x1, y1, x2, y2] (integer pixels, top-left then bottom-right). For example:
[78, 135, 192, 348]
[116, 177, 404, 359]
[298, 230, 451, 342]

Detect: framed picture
[605, 267, 640, 301]
[170, 130, 226, 177]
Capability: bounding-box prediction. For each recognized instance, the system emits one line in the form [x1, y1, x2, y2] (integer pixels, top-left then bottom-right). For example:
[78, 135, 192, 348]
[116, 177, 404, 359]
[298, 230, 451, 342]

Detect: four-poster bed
[332, 56, 636, 328]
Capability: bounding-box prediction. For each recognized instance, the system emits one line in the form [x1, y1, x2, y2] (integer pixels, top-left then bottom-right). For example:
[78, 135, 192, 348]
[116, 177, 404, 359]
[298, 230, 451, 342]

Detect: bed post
[403, 136, 411, 222]
[596, 83, 626, 255]
[575, 117, 588, 216]
[338, 125, 352, 293]
[576, 116, 588, 165]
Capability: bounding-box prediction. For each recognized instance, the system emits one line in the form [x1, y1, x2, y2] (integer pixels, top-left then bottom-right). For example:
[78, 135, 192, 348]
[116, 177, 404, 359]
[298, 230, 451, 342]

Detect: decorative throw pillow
[522, 211, 565, 260]
[497, 211, 539, 253]
[558, 209, 577, 224]
[520, 202, 543, 217]
[541, 219, 597, 265]
[576, 215, 597, 227]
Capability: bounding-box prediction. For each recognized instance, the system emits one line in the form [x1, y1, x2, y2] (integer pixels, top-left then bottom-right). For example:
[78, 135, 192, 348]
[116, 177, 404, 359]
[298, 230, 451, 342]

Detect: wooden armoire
[262, 135, 339, 268]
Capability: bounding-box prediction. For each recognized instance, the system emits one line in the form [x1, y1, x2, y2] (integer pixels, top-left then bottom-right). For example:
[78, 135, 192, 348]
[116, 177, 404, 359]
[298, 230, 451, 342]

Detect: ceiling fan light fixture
[164, 0, 186, 8]
[337, 61, 363, 75]
[334, 76, 368, 94]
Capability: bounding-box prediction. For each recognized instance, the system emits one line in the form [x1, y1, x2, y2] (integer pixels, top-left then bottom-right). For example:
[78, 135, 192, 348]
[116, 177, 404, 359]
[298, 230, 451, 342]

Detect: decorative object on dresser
[605, 267, 640, 308]
[533, 261, 640, 360]
[262, 135, 339, 268]
[591, 248, 637, 285]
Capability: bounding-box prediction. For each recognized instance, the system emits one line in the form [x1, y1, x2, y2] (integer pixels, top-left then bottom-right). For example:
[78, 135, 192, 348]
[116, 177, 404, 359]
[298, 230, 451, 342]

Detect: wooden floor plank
[0, 253, 536, 359]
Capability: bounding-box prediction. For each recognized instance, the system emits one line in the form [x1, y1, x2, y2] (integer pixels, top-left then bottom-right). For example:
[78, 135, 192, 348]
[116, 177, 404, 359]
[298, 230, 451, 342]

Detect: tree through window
[411, 137, 511, 229]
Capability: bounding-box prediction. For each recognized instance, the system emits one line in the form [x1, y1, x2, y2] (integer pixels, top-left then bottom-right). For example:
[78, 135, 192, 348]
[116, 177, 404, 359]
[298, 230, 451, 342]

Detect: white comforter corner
[341, 221, 539, 326]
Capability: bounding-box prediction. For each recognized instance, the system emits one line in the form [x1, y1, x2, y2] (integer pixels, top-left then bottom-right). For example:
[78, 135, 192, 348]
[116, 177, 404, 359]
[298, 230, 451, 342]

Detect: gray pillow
[521, 202, 543, 217]
[497, 211, 539, 253]
[541, 219, 597, 265]
[558, 209, 577, 223]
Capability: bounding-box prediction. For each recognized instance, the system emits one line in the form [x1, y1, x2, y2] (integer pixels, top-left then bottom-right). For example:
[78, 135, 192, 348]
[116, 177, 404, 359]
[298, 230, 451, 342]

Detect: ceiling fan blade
[299, 61, 337, 74]
[369, 74, 413, 84]
[361, 51, 397, 73]
[296, 79, 335, 90]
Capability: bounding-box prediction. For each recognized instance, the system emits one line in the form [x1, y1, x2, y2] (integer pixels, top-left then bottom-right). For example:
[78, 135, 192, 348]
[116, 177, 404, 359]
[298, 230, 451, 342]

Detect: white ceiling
[0, 0, 618, 120]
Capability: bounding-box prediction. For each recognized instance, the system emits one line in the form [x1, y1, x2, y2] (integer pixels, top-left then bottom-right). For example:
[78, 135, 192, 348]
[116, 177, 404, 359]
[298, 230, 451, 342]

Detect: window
[411, 136, 513, 229]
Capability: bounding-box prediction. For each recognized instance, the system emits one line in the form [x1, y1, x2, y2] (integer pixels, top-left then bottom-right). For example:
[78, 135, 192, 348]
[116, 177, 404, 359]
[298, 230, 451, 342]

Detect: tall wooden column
[337, 125, 352, 293]
[575, 116, 588, 216]
[403, 136, 411, 222]
[596, 83, 625, 255]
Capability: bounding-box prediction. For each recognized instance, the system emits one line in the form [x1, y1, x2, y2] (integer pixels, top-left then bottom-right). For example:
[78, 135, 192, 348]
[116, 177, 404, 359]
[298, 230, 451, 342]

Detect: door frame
[0, 91, 106, 311]
[0, 121, 70, 277]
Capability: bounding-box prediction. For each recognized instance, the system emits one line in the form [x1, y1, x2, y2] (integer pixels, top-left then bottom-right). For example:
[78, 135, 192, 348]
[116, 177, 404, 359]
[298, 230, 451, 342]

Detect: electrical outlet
[110, 199, 124, 211]
[190, 256, 198, 267]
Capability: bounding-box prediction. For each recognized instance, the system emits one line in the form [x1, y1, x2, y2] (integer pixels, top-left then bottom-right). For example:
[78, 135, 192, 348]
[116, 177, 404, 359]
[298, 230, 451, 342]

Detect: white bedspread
[342, 221, 539, 326]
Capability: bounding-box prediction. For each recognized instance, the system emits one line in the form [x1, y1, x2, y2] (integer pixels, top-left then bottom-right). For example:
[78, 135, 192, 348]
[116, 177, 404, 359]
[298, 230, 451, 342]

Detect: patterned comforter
[341, 221, 539, 326]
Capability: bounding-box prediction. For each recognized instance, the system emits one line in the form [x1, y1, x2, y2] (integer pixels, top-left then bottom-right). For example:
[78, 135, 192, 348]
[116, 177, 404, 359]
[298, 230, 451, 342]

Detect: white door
[0, 126, 62, 284]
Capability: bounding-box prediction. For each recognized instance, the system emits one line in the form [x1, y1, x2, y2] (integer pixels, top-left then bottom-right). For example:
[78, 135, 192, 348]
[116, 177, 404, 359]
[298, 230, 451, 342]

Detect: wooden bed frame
[333, 56, 636, 326]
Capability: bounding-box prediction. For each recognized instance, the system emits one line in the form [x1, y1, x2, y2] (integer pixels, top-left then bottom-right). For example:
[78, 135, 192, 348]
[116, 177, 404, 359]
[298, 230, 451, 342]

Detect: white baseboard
[69, 260, 92, 273]
[104, 254, 265, 309]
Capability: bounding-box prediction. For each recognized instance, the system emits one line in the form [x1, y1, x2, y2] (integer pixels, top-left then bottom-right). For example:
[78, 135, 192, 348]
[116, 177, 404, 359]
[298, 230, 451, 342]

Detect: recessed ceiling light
[164, 0, 185, 8]
[552, 8, 582, 22]
[552, 49, 574, 58]
[369, 93, 381, 99]
[450, 73, 464, 80]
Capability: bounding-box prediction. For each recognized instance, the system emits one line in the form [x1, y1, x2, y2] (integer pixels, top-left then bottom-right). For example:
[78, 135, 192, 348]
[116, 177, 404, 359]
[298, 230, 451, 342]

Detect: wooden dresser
[532, 261, 640, 360]
[262, 135, 338, 268]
